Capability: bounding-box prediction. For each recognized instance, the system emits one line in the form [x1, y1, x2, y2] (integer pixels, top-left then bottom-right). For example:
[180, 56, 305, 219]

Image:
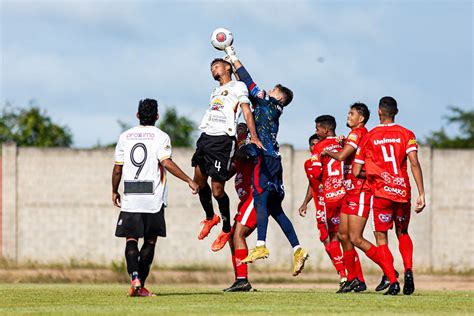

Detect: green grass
[0, 284, 472, 315]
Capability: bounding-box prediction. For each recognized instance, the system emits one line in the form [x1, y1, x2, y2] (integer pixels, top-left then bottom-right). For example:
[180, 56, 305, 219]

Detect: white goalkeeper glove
[225, 46, 239, 63]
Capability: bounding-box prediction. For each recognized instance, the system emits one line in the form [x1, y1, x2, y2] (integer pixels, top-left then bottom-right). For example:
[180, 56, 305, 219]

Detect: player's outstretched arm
[322, 144, 356, 161]
[112, 164, 123, 207]
[225, 46, 266, 101]
[298, 184, 313, 217]
[408, 151, 426, 213]
[161, 158, 199, 194]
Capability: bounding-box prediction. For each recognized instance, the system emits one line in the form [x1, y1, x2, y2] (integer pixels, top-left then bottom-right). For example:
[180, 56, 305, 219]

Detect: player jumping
[320, 103, 370, 293]
[224, 46, 309, 276]
[192, 58, 263, 252]
[112, 99, 199, 297]
[353, 96, 425, 295]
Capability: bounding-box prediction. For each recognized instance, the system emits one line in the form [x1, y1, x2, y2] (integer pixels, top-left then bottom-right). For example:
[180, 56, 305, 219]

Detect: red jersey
[234, 158, 254, 202]
[355, 123, 418, 203]
[310, 137, 346, 203]
[344, 126, 370, 196]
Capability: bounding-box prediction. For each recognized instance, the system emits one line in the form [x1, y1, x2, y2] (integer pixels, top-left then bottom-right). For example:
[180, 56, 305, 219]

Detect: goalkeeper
[224, 46, 309, 276]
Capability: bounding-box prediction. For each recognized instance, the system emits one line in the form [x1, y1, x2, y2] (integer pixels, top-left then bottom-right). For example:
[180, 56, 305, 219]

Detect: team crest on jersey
[165, 145, 171, 150]
[221, 90, 229, 96]
[256, 90, 265, 99]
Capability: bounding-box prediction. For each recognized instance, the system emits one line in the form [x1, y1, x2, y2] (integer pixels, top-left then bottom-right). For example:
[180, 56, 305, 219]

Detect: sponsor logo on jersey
[324, 143, 342, 152]
[316, 209, 326, 222]
[256, 90, 265, 99]
[408, 138, 417, 145]
[343, 179, 354, 190]
[221, 90, 229, 96]
[325, 188, 346, 199]
[331, 217, 341, 225]
[383, 186, 407, 197]
[165, 145, 171, 150]
[126, 132, 155, 140]
[348, 133, 358, 142]
[378, 213, 392, 223]
[374, 138, 401, 146]
[210, 98, 225, 110]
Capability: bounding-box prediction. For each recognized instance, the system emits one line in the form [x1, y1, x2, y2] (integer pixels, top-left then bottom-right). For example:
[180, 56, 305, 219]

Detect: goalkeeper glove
[224, 46, 239, 63]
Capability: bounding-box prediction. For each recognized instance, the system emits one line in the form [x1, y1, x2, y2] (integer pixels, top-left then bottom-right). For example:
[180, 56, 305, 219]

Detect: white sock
[293, 245, 302, 253]
[256, 240, 266, 247]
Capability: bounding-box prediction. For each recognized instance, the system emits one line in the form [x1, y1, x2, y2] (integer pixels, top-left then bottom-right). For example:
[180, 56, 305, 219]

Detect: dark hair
[308, 133, 319, 145]
[138, 98, 158, 126]
[379, 96, 398, 118]
[275, 84, 293, 106]
[210, 58, 233, 76]
[350, 102, 370, 124]
[315, 115, 336, 131]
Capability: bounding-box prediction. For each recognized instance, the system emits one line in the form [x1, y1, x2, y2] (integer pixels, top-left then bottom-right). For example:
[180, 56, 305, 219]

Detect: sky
[1, 0, 473, 148]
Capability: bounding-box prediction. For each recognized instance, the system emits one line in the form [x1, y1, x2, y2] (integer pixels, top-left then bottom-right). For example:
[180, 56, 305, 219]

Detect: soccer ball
[210, 28, 234, 51]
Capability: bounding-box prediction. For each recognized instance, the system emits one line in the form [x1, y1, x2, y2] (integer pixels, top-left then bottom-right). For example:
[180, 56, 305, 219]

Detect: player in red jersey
[224, 123, 258, 292]
[299, 134, 329, 243]
[353, 96, 425, 295]
[299, 134, 344, 278]
[304, 115, 349, 291]
[321, 103, 370, 293]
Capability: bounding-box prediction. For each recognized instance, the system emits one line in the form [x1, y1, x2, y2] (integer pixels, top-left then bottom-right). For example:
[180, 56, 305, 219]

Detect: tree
[424, 106, 474, 148]
[0, 102, 73, 147]
[158, 107, 196, 147]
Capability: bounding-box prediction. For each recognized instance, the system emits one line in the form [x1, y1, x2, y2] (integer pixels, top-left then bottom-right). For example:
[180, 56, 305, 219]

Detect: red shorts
[372, 197, 411, 232]
[341, 192, 372, 219]
[234, 195, 257, 229]
[324, 199, 343, 234]
[315, 201, 328, 242]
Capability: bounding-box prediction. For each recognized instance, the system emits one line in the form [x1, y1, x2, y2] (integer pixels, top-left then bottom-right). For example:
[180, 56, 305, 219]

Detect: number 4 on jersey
[381, 144, 398, 175]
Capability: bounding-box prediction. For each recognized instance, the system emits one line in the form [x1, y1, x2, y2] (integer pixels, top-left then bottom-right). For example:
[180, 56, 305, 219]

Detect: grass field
[0, 284, 472, 315]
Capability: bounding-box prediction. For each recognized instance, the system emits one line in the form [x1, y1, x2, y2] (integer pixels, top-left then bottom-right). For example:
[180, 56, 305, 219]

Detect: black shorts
[115, 207, 166, 239]
[191, 133, 235, 182]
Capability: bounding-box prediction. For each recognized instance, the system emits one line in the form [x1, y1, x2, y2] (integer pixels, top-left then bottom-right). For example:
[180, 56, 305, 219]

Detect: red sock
[365, 245, 381, 265]
[354, 250, 365, 282]
[378, 245, 397, 283]
[343, 249, 356, 281]
[329, 241, 346, 276]
[398, 233, 413, 272]
[234, 249, 248, 279]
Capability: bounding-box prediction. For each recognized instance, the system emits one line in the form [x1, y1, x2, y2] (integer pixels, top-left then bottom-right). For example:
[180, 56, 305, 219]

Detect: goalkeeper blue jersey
[236, 66, 284, 159]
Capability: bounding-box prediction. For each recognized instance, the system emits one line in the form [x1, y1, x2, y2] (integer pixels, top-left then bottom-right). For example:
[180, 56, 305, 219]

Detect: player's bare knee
[350, 233, 363, 247]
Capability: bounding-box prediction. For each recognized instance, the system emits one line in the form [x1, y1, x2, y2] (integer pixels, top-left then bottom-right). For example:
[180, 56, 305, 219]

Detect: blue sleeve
[236, 66, 266, 100]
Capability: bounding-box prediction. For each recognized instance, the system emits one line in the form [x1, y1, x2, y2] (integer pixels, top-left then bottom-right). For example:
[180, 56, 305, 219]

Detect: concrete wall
[1, 143, 473, 272]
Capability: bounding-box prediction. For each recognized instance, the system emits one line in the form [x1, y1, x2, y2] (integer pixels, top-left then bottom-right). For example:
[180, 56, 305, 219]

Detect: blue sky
[1, 0, 472, 148]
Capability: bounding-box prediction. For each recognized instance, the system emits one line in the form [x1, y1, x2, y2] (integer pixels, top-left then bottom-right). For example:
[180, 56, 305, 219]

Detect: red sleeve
[405, 129, 418, 154]
[346, 129, 362, 149]
[354, 135, 368, 165]
[306, 147, 323, 180]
